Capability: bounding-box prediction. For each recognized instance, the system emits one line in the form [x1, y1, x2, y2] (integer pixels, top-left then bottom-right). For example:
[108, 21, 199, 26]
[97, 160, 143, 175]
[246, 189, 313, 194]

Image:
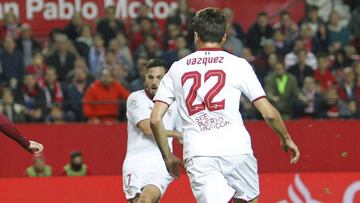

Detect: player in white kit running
[150, 8, 300, 203]
[122, 59, 183, 203]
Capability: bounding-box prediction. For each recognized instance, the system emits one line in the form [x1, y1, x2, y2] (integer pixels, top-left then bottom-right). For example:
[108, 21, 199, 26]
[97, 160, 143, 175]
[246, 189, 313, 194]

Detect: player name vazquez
[186, 56, 224, 66]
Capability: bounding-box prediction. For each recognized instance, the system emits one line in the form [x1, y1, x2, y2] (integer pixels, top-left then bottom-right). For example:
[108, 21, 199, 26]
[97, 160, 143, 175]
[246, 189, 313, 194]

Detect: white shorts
[122, 157, 173, 200]
[185, 154, 259, 203]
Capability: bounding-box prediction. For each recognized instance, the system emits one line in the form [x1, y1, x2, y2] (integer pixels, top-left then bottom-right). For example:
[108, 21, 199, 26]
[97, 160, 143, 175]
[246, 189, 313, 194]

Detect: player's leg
[137, 158, 173, 203]
[185, 156, 235, 203]
[223, 154, 260, 202]
[137, 185, 161, 203]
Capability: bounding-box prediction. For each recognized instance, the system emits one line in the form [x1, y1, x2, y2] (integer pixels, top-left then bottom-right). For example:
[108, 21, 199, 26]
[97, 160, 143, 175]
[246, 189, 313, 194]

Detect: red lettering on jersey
[219, 57, 224, 63]
[181, 70, 226, 116]
[186, 59, 191, 65]
[191, 58, 196, 65]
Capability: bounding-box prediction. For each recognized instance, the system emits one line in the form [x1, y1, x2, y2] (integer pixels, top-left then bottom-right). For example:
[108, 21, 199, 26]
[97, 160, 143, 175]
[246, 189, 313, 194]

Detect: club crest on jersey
[129, 100, 138, 110]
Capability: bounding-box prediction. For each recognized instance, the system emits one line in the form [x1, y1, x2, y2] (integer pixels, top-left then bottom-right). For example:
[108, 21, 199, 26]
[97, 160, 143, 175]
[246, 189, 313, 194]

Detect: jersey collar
[144, 88, 155, 102]
[197, 47, 223, 51]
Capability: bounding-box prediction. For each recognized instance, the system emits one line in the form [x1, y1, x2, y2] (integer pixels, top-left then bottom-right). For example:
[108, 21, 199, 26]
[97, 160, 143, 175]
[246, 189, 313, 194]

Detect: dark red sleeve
[0, 114, 30, 150]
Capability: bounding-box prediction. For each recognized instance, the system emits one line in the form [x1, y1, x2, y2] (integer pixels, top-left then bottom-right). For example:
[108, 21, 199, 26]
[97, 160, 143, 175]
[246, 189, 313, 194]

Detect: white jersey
[154, 48, 266, 160]
[124, 89, 178, 161]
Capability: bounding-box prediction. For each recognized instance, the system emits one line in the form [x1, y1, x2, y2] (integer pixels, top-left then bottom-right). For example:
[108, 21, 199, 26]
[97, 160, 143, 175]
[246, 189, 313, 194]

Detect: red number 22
[181, 70, 225, 116]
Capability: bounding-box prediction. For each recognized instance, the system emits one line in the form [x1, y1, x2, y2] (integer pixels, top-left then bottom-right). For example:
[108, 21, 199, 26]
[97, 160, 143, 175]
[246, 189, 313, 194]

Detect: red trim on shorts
[153, 100, 170, 106]
[228, 192, 236, 203]
[252, 95, 267, 103]
[198, 47, 223, 51]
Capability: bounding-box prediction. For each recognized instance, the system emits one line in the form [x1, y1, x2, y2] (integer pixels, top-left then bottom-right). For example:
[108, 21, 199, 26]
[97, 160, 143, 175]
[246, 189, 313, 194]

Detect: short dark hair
[146, 58, 166, 70]
[192, 7, 226, 43]
[70, 151, 82, 159]
[257, 12, 268, 18]
[280, 10, 290, 17]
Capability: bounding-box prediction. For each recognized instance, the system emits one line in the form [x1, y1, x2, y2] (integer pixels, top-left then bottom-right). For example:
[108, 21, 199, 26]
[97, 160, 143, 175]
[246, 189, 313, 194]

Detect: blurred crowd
[0, 0, 360, 122]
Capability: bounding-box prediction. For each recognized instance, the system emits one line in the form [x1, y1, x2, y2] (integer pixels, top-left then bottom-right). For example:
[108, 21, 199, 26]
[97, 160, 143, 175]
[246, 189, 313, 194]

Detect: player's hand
[164, 154, 183, 179]
[281, 138, 300, 164]
[28, 141, 44, 153]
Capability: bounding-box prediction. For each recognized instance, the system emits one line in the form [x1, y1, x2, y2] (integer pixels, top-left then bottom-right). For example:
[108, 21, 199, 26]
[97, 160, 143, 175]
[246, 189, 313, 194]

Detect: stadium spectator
[96, 5, 125, 47]
[284, 38, 317, 70]
[88, 34, 106, 75]
[264, 62, 301, 119]
[16, 23, 41, 67]
[316, 87, 352, 118]
[273, 11, 298, 42]
[25, 154, 52, 177]
[272, 29, 288, 55]
[25, 52, 47, 81]
[128, 57, 148, 92]
[166, 0, 195, 44]
[255, 39, 278, 70]
[331, 49, 354, 71]
[114, 32, 134, 73]
[1, 11, 20, 38]
[64, 61, 92, 122]
[63, 13, 84, 42]
[130, 4, 152, 34]
[328, 11, 350, 48]
[288, 49, 314, 88]
[131, 17, 159, 53]
[0, 36, 24, 88]
[299, 6, 325, 36]
[74, 24, 93, 59]
[247, 12, 274, 54]
[104, 49, 117, 68]
[66, 57, 94, 84]
[349, 4, 360, 52]
[257, 53, 278, 84]
[162, 34, 190, 67]
[337, 67, 360, 104]
[62, 151, 90, 176]
[46, 105, 66, 124]
[15, 74, 46, 122]
[314, 54, 336, 91]
[299, 23, 315, 53]
[312, 23, 329, 54]
[163, 22, 181, 50]
[112, 63, 129, 89]
[0, 88, 25, 122]
[39, 67, 64, 111]
[294, 76, 323, 118]
[83, 69, 130, 123]
[45, 34, 76, 81]
[223, 8, 246, 43]
[223, 22, 243, 57]
[134, 34, 162, 63]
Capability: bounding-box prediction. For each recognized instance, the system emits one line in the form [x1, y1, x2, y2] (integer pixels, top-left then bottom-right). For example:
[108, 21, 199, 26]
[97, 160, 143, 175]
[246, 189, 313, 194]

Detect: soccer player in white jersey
[122, 59, 183, 203]
[150, 8, 300, 203]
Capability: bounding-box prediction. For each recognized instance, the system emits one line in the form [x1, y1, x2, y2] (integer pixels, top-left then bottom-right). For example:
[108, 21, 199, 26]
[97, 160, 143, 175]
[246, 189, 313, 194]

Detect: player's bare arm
[253, 97, 300, 164]
[0, 114, 44, 153]
[137, 119, 183, 142]
[150, 101, 182, 179]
